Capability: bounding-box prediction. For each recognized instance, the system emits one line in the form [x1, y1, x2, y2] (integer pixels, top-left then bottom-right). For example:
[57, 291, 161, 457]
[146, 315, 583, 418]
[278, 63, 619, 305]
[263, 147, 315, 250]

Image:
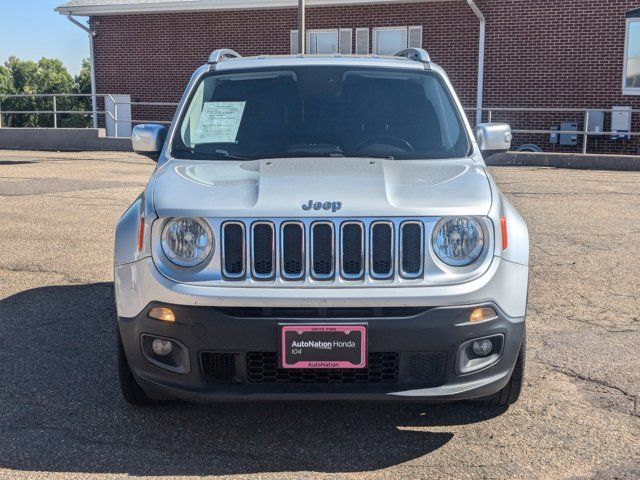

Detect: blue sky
[0, 0, 88, 74]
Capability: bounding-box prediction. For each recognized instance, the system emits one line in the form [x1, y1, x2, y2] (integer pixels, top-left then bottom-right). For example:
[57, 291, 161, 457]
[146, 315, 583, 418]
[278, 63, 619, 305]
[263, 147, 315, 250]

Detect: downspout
[466, 0, 485, 126]
[65, 13, 98, 129]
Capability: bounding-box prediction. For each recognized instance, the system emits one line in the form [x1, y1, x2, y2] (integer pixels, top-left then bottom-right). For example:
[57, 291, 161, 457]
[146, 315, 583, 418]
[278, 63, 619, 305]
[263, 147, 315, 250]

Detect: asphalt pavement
[0, 150, 638, 479]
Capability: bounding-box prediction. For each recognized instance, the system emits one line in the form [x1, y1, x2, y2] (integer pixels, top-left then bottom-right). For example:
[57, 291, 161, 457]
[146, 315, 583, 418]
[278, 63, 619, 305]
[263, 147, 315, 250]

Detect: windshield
[172, 66, 471, 160]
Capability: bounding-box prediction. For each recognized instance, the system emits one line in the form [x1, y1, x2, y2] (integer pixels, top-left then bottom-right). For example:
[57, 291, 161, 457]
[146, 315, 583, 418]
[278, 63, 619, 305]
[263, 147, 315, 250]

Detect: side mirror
[474, 123, 512, 158]
[132, 124, 167, 161]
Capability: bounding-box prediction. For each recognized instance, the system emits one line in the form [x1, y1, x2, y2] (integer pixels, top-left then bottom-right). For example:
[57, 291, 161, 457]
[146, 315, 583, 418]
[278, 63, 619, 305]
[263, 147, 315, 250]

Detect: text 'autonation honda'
[115, 48, 529, 408]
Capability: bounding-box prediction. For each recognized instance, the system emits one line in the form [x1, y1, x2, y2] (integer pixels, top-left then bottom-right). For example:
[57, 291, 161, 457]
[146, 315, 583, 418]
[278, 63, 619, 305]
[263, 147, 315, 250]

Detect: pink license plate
[280, 325, 367, 369]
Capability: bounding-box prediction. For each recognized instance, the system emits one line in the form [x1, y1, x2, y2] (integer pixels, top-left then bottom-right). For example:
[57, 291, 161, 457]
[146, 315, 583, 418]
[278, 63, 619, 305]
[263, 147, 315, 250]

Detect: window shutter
[399, 28, 409, 51]
[355, 28, 369, 54]
[290, 30, 299, 54]
[339, 28, 352, 54]
[408, 26, 423, 49]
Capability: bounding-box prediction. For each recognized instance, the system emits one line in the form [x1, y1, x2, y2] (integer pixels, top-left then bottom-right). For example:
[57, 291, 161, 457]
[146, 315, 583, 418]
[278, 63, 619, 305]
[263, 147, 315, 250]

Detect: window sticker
[194, 101, 246, 144]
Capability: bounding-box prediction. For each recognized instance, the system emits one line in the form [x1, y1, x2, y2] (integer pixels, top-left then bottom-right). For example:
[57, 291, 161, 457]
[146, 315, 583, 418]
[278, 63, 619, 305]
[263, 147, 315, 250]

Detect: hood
[152, 157, 493, 218]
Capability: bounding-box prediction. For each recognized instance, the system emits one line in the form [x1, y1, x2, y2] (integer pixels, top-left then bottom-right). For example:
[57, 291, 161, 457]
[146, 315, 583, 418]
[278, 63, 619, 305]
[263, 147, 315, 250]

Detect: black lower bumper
[118, 303, 525, 402]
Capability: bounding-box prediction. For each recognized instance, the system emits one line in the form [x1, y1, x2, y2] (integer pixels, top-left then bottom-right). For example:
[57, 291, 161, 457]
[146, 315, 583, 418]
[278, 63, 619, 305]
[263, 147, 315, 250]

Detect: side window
[624, 18, 640, 95]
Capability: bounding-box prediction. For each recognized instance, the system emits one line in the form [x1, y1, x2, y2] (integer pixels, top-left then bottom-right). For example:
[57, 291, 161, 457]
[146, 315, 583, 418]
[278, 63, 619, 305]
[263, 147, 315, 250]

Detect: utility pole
[298, 0, 305, 54]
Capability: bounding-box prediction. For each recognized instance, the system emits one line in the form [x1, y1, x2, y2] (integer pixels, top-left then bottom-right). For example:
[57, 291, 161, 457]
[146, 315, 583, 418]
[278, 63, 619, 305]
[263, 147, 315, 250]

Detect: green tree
[0, 65, 14, 94]
[64, 58, 93, 127]
[1, 56, 91, 128]
[75, 58, 91, 94]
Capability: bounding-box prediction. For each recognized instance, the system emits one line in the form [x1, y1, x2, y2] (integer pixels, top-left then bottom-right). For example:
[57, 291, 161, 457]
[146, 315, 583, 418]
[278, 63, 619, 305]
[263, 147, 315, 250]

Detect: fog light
[472, 339, 493, 357]
[148, 307, 176, 322]
[152, 338, 173, 356]
[470, 307, 497, 323]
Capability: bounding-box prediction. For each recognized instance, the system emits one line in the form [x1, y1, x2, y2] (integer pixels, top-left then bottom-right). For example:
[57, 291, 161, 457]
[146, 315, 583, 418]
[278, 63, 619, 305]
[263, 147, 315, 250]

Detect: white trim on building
[56, 0, 454, 16]
[623, 17, 640, 96]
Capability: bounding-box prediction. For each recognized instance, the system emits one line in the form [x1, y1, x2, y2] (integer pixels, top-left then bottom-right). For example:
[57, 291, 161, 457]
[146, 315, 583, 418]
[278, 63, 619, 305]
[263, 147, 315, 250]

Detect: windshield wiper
[344, 153, 395, 160]
[213, 149, 250, 160]
[172, 146, 251, 160]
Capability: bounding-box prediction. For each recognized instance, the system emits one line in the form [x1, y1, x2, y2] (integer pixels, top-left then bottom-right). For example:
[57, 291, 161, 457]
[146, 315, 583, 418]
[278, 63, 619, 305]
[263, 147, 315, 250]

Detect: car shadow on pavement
[0, 283, 504, 476]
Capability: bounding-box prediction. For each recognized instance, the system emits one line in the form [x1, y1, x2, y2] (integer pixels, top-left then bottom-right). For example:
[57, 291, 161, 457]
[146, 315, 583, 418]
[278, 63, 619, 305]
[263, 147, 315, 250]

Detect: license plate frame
[280, 325, 367, 369]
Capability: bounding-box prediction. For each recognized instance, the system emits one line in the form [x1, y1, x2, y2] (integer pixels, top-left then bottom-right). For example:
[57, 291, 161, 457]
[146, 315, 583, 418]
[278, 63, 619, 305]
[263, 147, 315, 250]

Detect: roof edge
[627, 7, 640, 18]
[56, 0, 451, 16]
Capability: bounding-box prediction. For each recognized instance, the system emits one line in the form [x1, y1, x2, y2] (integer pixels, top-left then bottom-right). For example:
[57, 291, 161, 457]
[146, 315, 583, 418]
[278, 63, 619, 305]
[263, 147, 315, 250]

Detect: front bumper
[115, 256, 529, 319]
[119, 303, 525, 402]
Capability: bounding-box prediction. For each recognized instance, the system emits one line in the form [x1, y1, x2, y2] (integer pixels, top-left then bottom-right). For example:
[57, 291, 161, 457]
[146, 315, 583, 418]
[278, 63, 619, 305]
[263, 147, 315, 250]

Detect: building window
[372, 26, 423, 55]
[624, 18, 640, 95]
[373, 27, 407, 55]
[290, 29, 352, 54]
[308, 30, 339, 54]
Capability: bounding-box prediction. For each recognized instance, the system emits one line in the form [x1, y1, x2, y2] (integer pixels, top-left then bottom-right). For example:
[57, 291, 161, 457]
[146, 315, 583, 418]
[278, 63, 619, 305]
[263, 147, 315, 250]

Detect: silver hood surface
[152, 157, 493, 218]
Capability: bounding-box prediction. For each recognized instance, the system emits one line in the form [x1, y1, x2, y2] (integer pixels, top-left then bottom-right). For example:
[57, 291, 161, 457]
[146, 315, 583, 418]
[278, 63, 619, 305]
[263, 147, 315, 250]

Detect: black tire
[117, 332, 155, 406]
[476, 334, 526, 408]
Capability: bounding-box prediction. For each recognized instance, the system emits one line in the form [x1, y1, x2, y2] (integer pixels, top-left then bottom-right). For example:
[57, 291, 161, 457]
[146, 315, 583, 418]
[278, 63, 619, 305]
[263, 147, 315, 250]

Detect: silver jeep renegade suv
[115, 48, 529, 407]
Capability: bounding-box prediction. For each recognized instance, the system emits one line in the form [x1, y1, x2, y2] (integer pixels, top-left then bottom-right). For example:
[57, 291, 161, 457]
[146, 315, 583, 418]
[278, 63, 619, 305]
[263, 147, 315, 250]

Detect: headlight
[432, 217, 485, 267]
[161, 217, 213, 267]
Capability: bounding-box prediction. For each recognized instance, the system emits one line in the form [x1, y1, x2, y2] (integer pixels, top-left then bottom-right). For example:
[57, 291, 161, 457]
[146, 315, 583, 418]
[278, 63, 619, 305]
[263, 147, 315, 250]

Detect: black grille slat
[222, 223, 245, 278]
[311, 223, 334, 279]
[247, 352, 398, 384]
[400, 222, 424, 278]
[201, 352, 239, 382]
[281, 223, 304, 278]
[252, 223, 275, 279]
[371, 222, 393, 278]
[407, 352, 446, 386]
[341, 223, 364, 279]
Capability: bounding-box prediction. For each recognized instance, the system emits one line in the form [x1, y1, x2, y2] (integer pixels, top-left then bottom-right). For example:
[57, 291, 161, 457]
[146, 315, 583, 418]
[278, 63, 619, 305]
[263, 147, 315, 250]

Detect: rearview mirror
[132, 124, 167, 161]
[474, 123, 512, 158]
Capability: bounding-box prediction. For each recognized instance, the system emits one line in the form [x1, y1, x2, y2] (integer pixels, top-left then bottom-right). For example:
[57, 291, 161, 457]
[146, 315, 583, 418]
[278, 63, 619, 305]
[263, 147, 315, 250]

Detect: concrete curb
[0, 128, 132, 152]
[487, 152, 640, 171]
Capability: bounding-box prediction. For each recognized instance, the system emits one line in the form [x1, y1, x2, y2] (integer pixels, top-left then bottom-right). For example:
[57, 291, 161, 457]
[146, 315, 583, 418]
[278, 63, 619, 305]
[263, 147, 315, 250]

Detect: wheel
[475, 333, 526, 408]
[117, 330, 155, 406]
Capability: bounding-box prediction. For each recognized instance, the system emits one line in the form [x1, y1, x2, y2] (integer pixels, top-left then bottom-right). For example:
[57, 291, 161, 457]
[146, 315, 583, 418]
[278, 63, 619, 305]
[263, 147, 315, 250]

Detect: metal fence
[466, 107, 640, 155]
[1, 93, 639, 155]
[0, 93, 178, 136]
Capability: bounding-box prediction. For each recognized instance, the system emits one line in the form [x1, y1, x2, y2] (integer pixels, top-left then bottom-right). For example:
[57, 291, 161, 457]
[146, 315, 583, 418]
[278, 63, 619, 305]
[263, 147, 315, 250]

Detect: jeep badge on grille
[302, 200, 343, 213]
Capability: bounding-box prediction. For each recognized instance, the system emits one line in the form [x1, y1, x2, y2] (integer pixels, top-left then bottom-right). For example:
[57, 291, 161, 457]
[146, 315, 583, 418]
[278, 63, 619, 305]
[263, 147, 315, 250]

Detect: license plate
[280, 325, 367, 369]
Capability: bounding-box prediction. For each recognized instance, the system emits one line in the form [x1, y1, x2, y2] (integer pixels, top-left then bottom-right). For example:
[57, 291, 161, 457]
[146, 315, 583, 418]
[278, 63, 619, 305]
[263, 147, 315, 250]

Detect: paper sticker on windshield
[194, 101, 246, 144]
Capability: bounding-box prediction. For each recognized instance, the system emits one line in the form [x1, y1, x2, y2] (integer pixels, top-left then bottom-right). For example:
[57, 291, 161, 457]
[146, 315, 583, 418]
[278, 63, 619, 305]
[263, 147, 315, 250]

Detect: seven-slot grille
[220, 219, 425, 282]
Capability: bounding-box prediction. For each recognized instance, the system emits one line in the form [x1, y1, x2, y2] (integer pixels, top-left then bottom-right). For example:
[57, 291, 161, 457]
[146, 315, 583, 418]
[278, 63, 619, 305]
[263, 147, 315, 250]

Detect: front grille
[281, 222, 304, 279]
[400, 221, 424, 278]
[247, 352, 399, 384]
[217, 218, 432, 284]
[251, 222, 275, 279]
[311, 222, 334, 279]
[341, 222, 364, 279]
[221, 222, 245, 278]
[201, 352, 238, 382]
[370, 222, 393, 278]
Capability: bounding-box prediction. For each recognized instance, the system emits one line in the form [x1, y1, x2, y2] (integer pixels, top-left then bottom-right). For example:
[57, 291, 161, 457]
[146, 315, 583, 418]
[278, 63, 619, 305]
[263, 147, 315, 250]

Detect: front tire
[476, 333, 526, 408]
[117, 331, 155, 406]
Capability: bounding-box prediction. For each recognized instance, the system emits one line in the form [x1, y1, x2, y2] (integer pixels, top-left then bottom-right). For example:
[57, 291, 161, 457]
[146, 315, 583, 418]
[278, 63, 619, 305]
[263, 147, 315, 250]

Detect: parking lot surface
[0, 150, 639, 480]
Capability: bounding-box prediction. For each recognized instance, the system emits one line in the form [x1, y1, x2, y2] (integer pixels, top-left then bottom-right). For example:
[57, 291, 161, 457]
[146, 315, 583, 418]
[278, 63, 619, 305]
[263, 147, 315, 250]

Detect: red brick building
[57, 0, 640, 154]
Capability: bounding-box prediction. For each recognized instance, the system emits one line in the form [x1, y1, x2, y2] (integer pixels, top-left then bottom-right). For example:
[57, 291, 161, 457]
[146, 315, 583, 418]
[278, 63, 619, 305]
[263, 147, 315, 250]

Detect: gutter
[55, 0, 447, 16]
[466, 0, 486, 126]
[64, 13, 98, 128]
